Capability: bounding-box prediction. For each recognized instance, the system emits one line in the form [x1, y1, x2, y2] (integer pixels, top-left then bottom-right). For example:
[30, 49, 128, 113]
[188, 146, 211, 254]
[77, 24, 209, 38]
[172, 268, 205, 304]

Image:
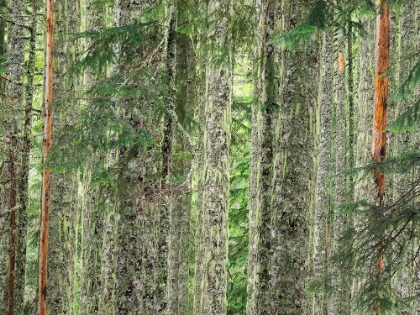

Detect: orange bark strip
[372, 1, 389, 165]
[372, 1, 389, 315]
[37, 0, 54, 314]
[338, 51, 345, 73]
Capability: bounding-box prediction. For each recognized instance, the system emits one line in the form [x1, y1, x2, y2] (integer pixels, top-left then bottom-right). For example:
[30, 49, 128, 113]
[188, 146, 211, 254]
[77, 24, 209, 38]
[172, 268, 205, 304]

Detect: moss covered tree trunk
[4, 2, 25, 310]
[247, 1, 319, 314]
[313, 28, 334, 315]
[0, 2, 8, 305]
[80, 0, 108, 313]
[246, 0, 278, 313]
[269, 1, 319, 313]
[46, 0, 81, 314]
[166, 0, 194, 313]
[333, 3, 353, 313]
[192, 1, 209, 312]
[1, 0, 34, 313]
[193, 1, 232, 314]
[112, 1, 172, 314]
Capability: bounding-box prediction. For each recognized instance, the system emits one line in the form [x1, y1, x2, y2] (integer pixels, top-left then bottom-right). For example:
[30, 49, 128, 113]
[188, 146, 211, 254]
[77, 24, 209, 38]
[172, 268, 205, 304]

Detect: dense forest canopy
[0, 0, 419, 314]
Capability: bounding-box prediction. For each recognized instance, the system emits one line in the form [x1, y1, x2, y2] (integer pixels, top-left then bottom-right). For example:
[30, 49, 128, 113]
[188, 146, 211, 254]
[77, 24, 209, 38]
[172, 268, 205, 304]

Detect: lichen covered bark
[1, 0, 32, 312]
[192, 2, 208, 313]
[246, 0, 279, 313]
[388, 3, 419, 313]
[246, 0, 269, 312]
[46, 1, 81, 314]
[167, 1, 193, 312]
[193, 1, 232, 314]
[268, 1, 319, 313]
[247, 1, 319, 314]
[112, 1, 172, 314]
[313, 29, 334, 315]
[81, 175, 105, 315]
[80, 1, 108, 313]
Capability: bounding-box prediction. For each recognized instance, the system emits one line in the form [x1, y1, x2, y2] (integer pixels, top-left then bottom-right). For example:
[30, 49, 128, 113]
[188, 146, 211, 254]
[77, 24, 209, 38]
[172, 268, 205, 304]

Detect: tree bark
[45, 1, 81, 313]
[166, 0, 193, 313]
[1, 0, 35, 312]
[38, 0, 54, 313]
[372, 1, 389, 314]
[268, 1, 319, 314]
[193, 1, 232, 314]
[313, 29, 334, 315]
[80, 1, 107, 313]
[246, 0, 278, 313]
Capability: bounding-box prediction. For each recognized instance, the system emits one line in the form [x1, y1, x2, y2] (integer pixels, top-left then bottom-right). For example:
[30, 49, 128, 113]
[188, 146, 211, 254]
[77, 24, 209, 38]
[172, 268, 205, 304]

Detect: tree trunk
[193, 1, 232, 314]
[246, 0, 278, 313]
[268, 1, 319, 313]
[334, 2, 352, 313]
[3, 0, 29, 312]
[80, 1, 107, 313]
[313, 29, 334, 315]
[38, 0, 54, 313]
[372, 1, 389, 314]
[14, 1, 37, 313]
[192, 1, 208, 313]
[111, 1, 171, 314]
[46, 1, 81, 314]
[166, 0, 193, 313]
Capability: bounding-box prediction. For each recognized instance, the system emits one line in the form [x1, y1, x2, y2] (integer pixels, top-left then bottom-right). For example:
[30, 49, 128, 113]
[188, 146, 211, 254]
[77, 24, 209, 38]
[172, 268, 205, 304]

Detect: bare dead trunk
[372, 1, 389, 314]
[37, 0, 54, 314]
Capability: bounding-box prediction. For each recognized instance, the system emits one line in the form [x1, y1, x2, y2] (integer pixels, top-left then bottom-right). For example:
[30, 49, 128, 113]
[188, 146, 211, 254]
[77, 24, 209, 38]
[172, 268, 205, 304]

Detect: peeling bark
[372, 1, 390, 314]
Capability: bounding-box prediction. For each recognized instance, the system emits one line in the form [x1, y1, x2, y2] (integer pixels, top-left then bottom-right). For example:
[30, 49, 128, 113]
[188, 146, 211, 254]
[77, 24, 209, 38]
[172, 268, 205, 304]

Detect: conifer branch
[0, 76, 23, 85]
[0, 14, 32, 31]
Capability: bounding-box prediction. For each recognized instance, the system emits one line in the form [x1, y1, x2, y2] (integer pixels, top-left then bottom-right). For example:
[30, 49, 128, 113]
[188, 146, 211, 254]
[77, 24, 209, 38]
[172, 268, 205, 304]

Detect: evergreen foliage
[266, 0, 371, 48]
[2, 0, 420, 314]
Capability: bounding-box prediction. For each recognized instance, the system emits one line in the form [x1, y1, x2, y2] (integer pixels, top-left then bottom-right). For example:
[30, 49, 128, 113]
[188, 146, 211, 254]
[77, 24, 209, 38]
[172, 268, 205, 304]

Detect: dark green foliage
[71, 22, 154, 75]
[267, 0, 329, 47]
[387, 100, 420, 133]
[267, 21, 318, 48]
[391, 55, 420, 101]
[388, 56, 420, 133]
[324, 149, 420, 313]
[267, 0, 374, 48]
[333, 194, 419, 314]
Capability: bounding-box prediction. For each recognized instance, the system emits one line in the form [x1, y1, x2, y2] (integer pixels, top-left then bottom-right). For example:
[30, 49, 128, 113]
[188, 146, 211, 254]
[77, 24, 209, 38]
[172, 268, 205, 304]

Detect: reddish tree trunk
[37, 0, 54, 314]
[372, 1, 389, 314]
